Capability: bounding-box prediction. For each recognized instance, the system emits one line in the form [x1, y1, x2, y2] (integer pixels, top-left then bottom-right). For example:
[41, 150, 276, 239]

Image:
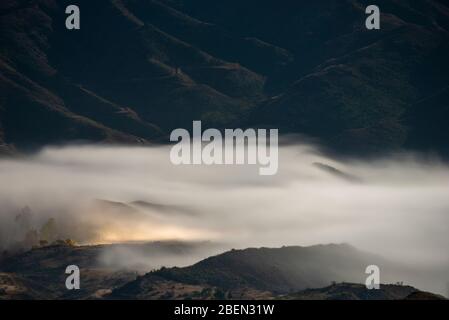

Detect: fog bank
[0, 142, 448, 294]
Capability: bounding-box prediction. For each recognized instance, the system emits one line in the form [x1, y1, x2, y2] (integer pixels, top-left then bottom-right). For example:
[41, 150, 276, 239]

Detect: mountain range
[0, 242, 445, 300]
[1, 0, 449, 155]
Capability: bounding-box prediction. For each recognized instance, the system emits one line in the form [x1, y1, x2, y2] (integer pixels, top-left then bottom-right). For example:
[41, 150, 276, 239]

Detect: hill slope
[1, 243, 444, 300]
[110, 244, 433, 299]
[283, 283, 430, 300]
[1, 0, 449, 154]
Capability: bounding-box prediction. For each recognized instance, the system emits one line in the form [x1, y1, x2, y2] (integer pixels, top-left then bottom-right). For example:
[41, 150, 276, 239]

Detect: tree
[65, 239, 77, 247]
[40, 218, 58, 243]
[15, 206, 33, 235]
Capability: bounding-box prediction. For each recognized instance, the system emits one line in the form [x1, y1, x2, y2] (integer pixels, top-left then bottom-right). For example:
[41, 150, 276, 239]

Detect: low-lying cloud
[0, 141, 448, 294]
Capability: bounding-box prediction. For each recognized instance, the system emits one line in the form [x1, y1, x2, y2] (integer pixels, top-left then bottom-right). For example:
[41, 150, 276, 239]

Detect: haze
[0, 141, 448, 294]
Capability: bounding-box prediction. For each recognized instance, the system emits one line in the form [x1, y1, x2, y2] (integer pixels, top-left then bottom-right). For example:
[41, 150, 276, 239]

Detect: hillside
[1, 243, 445, 300]
[282, 282, 446, 300]
[147, 244, 385, 293]
[110, 244, 442, 300]
[0, 240, 218, 299]
[0, 243, 136, 299]
[1, 0, 449, 154]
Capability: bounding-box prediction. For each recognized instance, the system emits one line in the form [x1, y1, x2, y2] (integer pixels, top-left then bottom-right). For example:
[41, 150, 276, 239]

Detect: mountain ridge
[1, 242, 445, 300]
[1, 0, 449, 155]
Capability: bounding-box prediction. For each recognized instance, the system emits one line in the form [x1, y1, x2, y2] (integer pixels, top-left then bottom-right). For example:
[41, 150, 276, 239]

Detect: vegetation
[1, 0, 449, 155]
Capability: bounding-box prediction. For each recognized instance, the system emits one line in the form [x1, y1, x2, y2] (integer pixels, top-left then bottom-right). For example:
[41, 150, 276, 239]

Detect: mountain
[239, 0, 449, 154]
[0, 243, 136, 299]
[0, 0, 267, 152]
[1, 0, 449, 155]
[0, 240, 219, 299]
[1, 243, 444, 300]
[141, 244, 384, 293]
[110, 244, 442, 300]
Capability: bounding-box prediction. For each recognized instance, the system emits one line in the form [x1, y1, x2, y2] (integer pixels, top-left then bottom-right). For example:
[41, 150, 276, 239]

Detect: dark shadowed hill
[282, 283, 419, 300]
[0, 243, 136, 299]
[0, 240, 219, 299]
[149, 244, 381, 293]
[287, 283, 447, 300]
[1, 0, 449, 155]
[110, 244, 436, 300]
[1, 243, 444, 300]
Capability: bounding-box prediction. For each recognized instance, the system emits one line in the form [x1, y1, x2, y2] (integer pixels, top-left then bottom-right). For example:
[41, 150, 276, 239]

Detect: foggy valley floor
[0, 143, 448, 298]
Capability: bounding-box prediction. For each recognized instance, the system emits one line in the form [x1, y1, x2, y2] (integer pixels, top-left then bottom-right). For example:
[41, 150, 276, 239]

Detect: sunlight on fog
[0, 141, 448, 294]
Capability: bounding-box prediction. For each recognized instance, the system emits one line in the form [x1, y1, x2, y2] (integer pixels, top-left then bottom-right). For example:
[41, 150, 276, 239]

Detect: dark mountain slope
[244, 2, 449, 153]
[284, 282, 446, 300]
[122, 0, 294, 76]
[1, 0, 449, 154]
[254, 24, 446, 152]
[0, 58, 142, 149]
[0, 0, 162, 149]
[113, 244, 399, 296]
[172, 0, 449, 154]
[405, 86, 449, 153]
[110, 244, 445, 300]
[48, 0, 264, 128]
[0, 240, 217, 299]
[0, 0, 267, 151]
[283, 283, 418, 300]
[0, 243, 136, 299]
